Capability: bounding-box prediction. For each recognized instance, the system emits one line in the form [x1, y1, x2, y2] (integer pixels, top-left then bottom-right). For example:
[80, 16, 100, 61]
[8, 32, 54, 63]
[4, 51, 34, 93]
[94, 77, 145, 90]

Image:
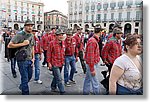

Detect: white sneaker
[65, 82, 71, 87]
[34, 80, 43, 84]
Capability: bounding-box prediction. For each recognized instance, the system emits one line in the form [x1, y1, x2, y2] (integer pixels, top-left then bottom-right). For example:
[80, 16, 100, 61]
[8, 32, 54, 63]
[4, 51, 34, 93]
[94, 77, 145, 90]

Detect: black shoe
[60, 91, 65, 95]
[13, 74, 17, 78]
[101, 71, 107, 79]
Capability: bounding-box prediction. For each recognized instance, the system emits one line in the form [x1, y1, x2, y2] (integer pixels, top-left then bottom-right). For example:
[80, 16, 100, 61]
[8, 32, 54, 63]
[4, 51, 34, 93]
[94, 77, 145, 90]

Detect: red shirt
[84, 35, 100, 72]
[47, 39, 65, 67]
[34, 36, 42, 54]
[41, 33, 49, 50]
[102, 36, 122, 64]
[73, 33, 84, 52]
[48, 33, 56, 43]
[64, 37, 77, 56]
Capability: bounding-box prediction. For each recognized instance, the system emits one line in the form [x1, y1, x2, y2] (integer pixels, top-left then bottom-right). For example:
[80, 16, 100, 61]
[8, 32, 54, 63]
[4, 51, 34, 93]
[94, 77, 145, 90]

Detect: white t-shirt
[113, 54, 142, 90]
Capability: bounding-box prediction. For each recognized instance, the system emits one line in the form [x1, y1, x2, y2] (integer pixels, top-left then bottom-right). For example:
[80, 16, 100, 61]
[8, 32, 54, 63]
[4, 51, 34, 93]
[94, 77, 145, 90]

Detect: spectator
[109, 35, 143, 95]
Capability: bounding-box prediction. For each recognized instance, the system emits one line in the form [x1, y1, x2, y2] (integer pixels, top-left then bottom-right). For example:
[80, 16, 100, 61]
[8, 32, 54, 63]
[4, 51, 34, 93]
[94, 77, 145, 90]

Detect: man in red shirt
[83, 24, 103, 95]
[101, 28, 123, 92]
[64, 29, 77, 87]
[73, 27, 86, 74]
[48, 27, 56, 42]
[32, 29, 43, 84]
[47, 29, 65, 94]
[41, 30, 50, 67]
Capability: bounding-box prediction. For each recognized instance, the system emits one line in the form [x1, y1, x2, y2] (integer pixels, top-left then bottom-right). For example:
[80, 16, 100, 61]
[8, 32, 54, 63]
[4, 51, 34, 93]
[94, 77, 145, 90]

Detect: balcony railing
[124, 18, 133, 22]
[96, 20, 102, 23]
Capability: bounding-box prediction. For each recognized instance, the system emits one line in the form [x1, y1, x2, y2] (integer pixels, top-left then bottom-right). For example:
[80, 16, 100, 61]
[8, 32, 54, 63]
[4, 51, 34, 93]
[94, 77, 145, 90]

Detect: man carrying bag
[8, 19, 35, 95]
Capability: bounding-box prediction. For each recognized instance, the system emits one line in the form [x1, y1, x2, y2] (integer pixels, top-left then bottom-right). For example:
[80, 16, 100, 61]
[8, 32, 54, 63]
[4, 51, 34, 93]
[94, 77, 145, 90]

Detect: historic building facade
[44, 10, 68, 31]
[67, 0, 143, 34]
[0, 0, 44, 30]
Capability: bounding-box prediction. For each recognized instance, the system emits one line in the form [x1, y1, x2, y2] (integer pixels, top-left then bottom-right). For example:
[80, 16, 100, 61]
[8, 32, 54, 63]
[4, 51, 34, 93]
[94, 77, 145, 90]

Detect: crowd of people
[0, 19, 143, 95]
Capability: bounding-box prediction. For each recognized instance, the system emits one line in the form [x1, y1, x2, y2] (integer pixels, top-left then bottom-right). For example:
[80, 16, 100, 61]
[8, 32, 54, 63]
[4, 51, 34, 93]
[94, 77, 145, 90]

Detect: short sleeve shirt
[113, 54, 142, 90]
[11, 31, 35, 60]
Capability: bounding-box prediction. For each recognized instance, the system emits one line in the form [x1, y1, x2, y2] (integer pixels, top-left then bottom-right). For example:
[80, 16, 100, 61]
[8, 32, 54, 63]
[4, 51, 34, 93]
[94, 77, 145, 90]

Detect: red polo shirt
[73, 33, 84, 52]
[84, 35, 100, 72]
[47, 39, 65, 67]
[41, 33, 49, 50]
[102, 36, 122, 64]
[65, 37, 77, 56]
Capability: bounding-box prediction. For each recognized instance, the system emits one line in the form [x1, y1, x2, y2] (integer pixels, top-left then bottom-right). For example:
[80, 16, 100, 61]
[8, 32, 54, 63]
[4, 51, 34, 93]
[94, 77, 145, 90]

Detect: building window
[91, 3, 95, 12]
[110, 2, 116, 10]
[135, 0, 142, 7]
[85, 4, 89, 13]
[86, 15, 88, 21]
[91, 15, 94, 22]
[103, 3, 108, 10]
[135, 22, 139, 27]
[75, 1, 77, 10]
[97, 3, 101, 11]
[104, 14, 107, 21]
[126, 0, 133, 8]
[118, 13, 122, 21]
[118, 1, 124, 8]
[21, 16, 23, 21]
[97, 14, 101, 21]
[136, 11, 141, 20]
[111, 13, 114, 20]
[70, 24, 72, 27]
[127, 12, 130, 20]
[15, 15, 17, 20]
[79, 24, 82, 26]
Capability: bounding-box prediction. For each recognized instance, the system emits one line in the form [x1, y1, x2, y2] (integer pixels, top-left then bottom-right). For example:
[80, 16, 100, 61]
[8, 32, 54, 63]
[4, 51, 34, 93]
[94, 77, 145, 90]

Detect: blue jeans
[116, 84, 143, 95]
[51, 66, 65, 93]
[83, 63, 100, 95]
[17, 60, 33, 95]
[10, 57, 17, 75]
[64, 55, 76, 83]
[34, 54, 40, 81]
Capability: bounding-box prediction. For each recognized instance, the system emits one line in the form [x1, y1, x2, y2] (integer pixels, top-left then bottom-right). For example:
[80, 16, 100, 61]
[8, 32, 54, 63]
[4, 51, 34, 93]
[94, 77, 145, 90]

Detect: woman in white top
[109, 35, 142, 95]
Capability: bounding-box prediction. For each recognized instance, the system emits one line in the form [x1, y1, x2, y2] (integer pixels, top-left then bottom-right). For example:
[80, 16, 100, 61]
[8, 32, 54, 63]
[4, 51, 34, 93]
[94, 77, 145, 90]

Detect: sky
[41, 0, 68, 15]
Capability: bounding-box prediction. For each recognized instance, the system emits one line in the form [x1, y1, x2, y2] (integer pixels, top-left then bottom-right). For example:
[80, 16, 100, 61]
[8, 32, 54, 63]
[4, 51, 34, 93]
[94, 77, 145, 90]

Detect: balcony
[118, 6, 123, 9]
[96, 20, 101, 23]
[124, 18, 133, 22]
[109, 19, 116, 22]
[117, 18, 123, 22]
[102, 19, 108, 22]
[133, 18, 142, 21]
[84, 20, 90, 23]
[37, 21, 43, 24]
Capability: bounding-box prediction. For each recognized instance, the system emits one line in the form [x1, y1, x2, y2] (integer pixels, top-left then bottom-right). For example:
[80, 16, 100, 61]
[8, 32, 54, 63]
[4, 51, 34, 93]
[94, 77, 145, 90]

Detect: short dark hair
[94, 24, 103, 33]
[124, 35, 140, 52]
